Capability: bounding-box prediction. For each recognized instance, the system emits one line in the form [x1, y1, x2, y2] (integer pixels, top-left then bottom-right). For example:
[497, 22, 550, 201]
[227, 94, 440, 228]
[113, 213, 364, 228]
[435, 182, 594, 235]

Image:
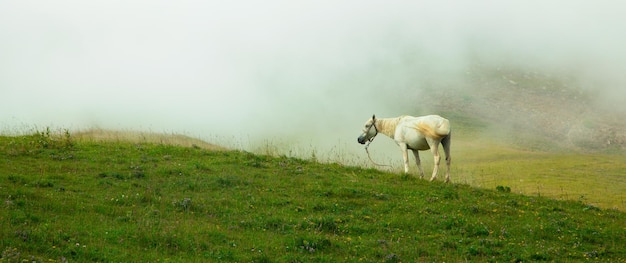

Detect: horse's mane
[376, 116, 405, 138]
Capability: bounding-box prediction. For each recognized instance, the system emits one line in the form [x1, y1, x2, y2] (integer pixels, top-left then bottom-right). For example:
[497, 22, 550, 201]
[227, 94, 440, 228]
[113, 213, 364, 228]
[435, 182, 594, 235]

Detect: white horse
[357, 114, 452, 182]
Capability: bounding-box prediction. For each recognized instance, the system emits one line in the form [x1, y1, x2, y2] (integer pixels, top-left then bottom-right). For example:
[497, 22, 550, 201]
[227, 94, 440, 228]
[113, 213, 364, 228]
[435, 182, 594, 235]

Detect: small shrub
[465, 223, 490, 237]
[385, 253, 401, 263]
[173, 198, 193, 212]
[34, 179, 54, 188]
[465, 246, 482, 256]
[441, 240, 458, 250]
[112, 172, 127, 180]
[294, 237, 332, 253]
[252, 255, 272, 263]
[529, 252, 550, 261]
[442, 188, 459, 200]
[214, 175, 240, 188]
[373, 192, 389, 200]
[582, 204, 600, 212]
[496, 185, 511, 193]
[207, 249, 235, 261]
[442, 216, 466, 230]
[263, 218, 289, 232]
[34, 127, 74, 150]
[7, 175, 27, 184]
[1, 247, 46, 263]
[310, 216, 343, 233]
[130, 165, 146, 179]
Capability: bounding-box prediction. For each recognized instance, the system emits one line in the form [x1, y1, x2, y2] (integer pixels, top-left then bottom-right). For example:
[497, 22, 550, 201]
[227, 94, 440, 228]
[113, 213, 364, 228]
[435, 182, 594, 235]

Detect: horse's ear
[372, 114, 376, 120]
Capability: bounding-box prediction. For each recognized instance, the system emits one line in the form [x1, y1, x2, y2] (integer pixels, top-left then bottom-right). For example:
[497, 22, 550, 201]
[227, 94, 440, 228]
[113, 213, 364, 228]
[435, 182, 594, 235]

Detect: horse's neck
[376, 117, 402, 139]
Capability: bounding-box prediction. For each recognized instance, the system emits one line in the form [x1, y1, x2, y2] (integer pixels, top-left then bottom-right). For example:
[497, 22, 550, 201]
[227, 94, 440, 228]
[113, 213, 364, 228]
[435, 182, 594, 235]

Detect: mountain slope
[414, 65, 626, 152]
[1, 133, 625, 262]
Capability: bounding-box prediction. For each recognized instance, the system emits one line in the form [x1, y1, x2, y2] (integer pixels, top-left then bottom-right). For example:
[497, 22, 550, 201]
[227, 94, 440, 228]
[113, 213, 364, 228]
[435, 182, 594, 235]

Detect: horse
[357, 114, 452, 183]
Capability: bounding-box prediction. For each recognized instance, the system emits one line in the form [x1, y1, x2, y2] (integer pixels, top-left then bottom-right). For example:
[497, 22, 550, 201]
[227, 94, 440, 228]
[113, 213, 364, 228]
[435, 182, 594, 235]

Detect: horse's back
[401, 115, 450, 139]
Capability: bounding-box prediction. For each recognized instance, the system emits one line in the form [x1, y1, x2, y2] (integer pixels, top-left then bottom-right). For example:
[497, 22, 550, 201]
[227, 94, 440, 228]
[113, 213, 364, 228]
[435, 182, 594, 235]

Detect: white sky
[2, 1, 625, 157]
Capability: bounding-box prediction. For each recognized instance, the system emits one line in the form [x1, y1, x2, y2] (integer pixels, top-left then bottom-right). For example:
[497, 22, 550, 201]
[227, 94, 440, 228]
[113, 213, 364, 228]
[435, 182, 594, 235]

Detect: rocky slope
[420, 66, 625, 152]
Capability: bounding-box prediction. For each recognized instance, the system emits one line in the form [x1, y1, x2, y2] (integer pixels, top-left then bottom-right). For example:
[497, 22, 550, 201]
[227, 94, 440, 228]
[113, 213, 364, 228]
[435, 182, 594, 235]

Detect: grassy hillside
[1, 131, 625, 262]
[451, 138, 626, 210]
[408, 66, 626, 210]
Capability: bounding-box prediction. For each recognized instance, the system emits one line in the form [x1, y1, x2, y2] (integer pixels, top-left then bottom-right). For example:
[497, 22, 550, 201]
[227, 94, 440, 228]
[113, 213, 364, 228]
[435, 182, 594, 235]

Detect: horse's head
[357, 114, 378, 144]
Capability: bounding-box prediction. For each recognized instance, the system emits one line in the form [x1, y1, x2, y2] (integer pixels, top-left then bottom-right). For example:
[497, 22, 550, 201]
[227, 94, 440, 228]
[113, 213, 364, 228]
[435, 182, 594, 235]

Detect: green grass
[1, 131, 626, 262]
[450, 139, 626, 210]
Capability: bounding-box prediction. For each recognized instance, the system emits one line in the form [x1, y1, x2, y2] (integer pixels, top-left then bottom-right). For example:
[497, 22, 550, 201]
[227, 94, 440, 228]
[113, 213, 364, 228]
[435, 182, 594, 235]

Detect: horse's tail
[441, 129, 451, 160]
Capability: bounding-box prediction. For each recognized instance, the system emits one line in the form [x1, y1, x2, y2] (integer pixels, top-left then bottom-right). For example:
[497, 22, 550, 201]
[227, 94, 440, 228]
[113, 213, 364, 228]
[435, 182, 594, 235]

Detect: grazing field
[454, 140, 626, 210]
[1, 130, 625, 262]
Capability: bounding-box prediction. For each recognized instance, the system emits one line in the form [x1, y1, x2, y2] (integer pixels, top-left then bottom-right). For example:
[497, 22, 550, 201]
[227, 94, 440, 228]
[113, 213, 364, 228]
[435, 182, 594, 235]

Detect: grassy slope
[440, 112, 626, 211]
[454, 142, 626, 210]
[1, 132, 625, 262]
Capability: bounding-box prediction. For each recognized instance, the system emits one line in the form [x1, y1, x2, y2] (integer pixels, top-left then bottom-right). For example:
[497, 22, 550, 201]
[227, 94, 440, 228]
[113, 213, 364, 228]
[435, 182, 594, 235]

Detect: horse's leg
[441, 133, 452, 183]
[428, 139, 441, 182]
[412, 150, 425, 179]
[399, 143, 410, 174]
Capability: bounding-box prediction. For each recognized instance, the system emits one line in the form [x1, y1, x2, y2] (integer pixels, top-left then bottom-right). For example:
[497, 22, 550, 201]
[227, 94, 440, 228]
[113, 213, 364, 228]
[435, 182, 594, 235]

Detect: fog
[2, 1, 625, 161]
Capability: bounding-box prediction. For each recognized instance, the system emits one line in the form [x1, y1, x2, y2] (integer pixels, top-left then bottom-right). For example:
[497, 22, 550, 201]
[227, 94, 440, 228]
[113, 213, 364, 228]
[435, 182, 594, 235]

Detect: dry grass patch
[73, 128, 227, 151]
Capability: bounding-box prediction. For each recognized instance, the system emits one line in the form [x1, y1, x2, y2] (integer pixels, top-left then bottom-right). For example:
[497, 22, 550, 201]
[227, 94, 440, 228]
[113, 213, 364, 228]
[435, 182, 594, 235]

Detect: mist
[2, 1, 625, 161]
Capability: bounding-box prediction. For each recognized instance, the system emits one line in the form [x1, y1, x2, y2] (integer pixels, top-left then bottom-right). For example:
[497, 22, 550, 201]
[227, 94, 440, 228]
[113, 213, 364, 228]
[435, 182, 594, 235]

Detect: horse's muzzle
[357, 135, 366, 144]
